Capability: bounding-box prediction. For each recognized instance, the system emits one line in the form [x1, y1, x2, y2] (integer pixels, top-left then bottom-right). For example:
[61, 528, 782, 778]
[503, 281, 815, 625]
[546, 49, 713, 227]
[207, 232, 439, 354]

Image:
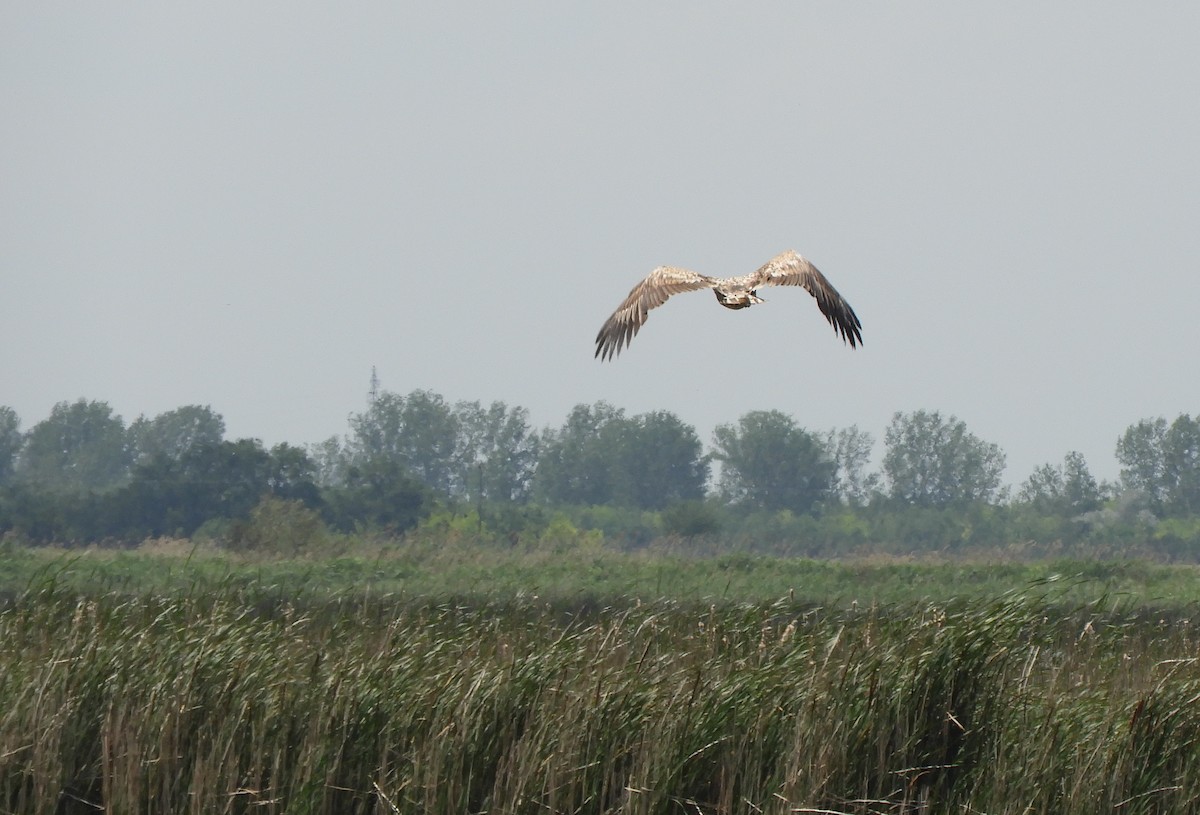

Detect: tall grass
[3, 587, 1200, 814]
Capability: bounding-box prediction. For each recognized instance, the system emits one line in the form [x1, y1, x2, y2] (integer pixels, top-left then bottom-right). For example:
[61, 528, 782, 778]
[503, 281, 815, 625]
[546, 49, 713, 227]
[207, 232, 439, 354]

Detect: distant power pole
[368, 366, 380, 405]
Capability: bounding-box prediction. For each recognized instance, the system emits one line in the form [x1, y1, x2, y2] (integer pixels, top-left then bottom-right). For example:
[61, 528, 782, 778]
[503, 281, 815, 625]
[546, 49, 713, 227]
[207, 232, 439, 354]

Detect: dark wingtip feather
[595, 321, 622, 361]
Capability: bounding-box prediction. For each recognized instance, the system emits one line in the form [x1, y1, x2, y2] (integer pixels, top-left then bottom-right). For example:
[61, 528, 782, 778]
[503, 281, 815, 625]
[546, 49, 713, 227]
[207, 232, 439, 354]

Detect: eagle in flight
[594, 249, 863, 361]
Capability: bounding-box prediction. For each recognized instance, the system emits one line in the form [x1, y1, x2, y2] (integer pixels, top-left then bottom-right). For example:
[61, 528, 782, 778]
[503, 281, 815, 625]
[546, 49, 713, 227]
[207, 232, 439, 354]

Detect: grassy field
[4, 539, 1200, 813]
[5, 535, 1200, 607]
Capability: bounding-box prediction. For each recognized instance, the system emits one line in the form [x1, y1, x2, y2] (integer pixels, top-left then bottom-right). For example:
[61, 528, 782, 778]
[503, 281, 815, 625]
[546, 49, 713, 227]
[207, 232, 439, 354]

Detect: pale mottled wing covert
[594, 266, 718, 361]
[748, 249, 863, 347]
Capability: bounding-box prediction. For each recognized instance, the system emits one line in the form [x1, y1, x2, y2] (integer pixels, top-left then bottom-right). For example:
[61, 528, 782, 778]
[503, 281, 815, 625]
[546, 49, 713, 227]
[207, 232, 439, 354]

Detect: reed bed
[2, 588, 1200, 814]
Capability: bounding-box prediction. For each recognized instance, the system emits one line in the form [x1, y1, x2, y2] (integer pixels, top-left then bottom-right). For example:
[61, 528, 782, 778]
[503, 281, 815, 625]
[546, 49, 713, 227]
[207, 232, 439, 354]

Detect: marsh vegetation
[4, 554, 1200, 814]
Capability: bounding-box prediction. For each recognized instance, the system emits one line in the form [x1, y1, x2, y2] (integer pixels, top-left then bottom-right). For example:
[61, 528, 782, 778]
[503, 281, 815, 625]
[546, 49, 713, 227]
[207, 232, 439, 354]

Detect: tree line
[1, 394, 1198, 555]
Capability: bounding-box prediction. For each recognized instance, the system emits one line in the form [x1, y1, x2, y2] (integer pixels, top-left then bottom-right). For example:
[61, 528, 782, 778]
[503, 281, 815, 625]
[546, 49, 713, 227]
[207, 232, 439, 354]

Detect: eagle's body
[594, 249, 862, 361]
[709, 275, 766, 309]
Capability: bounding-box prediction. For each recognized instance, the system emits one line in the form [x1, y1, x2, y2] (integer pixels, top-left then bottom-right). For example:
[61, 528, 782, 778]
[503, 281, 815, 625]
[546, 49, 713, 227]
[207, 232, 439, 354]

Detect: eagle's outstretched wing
[594, 266, 718, 361]
[748, 249, 863, 347]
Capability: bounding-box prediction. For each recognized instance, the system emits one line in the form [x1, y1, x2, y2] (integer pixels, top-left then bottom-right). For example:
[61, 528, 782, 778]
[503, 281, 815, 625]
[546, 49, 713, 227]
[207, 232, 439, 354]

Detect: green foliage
[0, 406, 20, 486]
[127, 404, 225, 465]
[660, 500, 723, 538]
[825, 424, 880, 505]
[856, 502, 1019, 555]
[534, 513, 605, 553]
[18, 398, 131, 491]
[1163, 415, 1200, 515]
[535, 402, 625, 505]
[11, 393, 1200, 560]
[347, 389, 461, 494]
[537, 403, 708, 511]
[0, 438, 324, 543]
[607, 410, 709, 510]
[1118, 417, 1170, 505]
[1150, 516, 1200, 560]
[266, 442, 321, 504]
[307, 435, 348, 487]
[454, 399, 540, 502]
[320, 456, 432, 534]
[1118, 414, 1200, 515]
[561, 503, 661, 546]
[712, 410, 835, 512]
[341, 391, 541, 505]
[883, 410, 1007, 507]
[415, 507, 487, 539]
[413, 501, 554, 546]
[477, 501, 551, 543]
[1018, 450, 1104, 515]
[227, 496, 331, 555]
[117, 438, 319, 539]
[0, 482, 81, 542]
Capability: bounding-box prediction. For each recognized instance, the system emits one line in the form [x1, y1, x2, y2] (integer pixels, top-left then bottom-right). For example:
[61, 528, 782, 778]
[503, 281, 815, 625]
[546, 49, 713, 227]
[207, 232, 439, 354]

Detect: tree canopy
[19, 399, 130, 492]
[128, 404, 225, 465]
[0, 407, 19, 486]
[1018, 451, 1104, 515]
[712, 410, 834, 513]
[4, 391, 1200, 556]
[536, 403, 708, 510]
[1117, 414, 1200, 515]
[882, 410, 1006, 507]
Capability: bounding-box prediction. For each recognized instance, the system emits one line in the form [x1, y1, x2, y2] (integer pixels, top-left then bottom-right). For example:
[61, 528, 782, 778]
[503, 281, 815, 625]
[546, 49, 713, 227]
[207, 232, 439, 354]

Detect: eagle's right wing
[748, 250, 863, 347]
[594, 266, 717, 361]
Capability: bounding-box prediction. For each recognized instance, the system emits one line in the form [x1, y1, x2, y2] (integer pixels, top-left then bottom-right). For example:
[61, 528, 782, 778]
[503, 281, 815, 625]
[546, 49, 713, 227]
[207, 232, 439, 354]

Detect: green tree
[18, 399, 131, 491]
[321, 457, 432, 533]
[825, 425, 880, 506]
[1116, 418, 1168, 505]
[0, 482, 77, 541]
[606, 410, 709, 510]
[307, 436, 349, 487]
[882, 410, 1006, 507]
[114, 438, 320, 539]
[267, 442, 322, 506]
[128, 404, 225, 464]
[712, 410, 835, 513]
[129, 439, 271, 535]
[1163, 415, 1200, 515]
[347, 390, 459, 495]
[1017, 451, 1103, 515]
[536, 404, 708, 510]
[661, 500, 723, 538]
[1118, 414, 1200, 515]
[0, 406, 20, 485]
[535, 402, 625, 505]
[228, 496, 329, 555]
[454, 400, 540, 503]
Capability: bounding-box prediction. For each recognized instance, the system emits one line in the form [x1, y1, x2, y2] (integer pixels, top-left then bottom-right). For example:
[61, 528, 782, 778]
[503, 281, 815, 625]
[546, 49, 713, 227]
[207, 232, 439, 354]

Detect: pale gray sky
[3, 3, 1198, 486]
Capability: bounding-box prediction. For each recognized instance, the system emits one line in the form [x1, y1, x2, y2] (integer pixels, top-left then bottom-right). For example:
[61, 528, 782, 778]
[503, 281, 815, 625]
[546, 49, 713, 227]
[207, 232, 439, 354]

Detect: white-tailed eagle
[595, 249, 862, 361]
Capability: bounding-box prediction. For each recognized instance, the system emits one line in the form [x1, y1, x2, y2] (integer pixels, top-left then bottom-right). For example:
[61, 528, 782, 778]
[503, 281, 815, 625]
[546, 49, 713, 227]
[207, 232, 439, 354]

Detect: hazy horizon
[5, 4, 1199, 486]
